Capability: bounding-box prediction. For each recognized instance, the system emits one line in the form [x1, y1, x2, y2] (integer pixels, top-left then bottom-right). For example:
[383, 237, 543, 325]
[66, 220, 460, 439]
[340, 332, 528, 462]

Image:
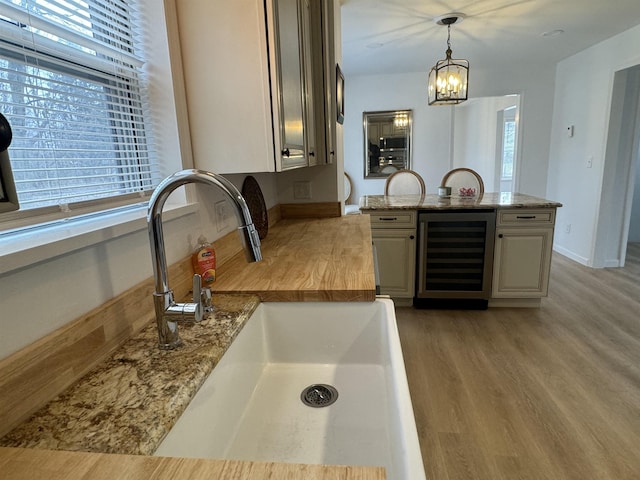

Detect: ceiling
[340, 0, 640, 77]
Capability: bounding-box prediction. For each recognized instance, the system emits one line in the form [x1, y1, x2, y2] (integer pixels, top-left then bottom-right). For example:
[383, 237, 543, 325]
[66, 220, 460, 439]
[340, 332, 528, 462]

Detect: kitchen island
[360, 192, 562, 307]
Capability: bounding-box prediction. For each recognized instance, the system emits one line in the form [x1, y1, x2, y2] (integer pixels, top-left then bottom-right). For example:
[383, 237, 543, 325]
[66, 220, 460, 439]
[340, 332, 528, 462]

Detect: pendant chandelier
[428, 14, 469, 106]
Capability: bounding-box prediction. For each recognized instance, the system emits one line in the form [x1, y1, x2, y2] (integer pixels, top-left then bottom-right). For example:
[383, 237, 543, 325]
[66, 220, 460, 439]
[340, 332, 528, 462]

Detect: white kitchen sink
[154, 299, 425, 480]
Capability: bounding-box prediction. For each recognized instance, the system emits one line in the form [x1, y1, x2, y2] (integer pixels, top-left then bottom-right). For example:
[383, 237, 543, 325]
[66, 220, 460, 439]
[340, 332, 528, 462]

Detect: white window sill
[0, 202, 199, 276]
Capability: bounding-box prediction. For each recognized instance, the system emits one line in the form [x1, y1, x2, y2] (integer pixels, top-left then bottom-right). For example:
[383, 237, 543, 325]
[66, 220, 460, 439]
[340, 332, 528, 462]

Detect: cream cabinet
[370, 211, 417, 303]
[175, 0, 333, 174]
[492, 208, 556, 298]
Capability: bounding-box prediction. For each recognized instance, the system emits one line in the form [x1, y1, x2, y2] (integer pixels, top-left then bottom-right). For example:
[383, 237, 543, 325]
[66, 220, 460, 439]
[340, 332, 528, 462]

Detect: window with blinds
[0, 0, 160, 218]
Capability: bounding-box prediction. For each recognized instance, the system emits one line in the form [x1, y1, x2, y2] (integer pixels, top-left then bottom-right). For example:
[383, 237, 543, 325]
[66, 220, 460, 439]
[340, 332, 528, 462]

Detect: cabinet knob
[282, 148, 290, 157]
[498, 233, 504, 238]
[309, 151, 315, 157]
[410, 235, 415, 240]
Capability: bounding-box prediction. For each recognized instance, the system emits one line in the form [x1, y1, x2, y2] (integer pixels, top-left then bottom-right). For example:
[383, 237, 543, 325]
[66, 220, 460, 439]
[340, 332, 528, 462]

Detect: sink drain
[300, 384, 338, 408]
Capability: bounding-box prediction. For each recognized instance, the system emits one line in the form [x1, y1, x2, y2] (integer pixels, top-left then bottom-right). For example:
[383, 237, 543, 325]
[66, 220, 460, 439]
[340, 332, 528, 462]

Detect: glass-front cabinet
[271, 0, 308, 169]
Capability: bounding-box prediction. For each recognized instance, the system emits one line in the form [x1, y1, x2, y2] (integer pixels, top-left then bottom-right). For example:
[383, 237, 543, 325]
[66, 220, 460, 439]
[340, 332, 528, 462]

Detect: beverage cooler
[415, 210, 496, 309]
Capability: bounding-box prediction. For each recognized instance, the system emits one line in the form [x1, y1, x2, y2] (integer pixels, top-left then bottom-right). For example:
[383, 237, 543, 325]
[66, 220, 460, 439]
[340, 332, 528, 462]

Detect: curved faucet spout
[147, 169, 262, 349]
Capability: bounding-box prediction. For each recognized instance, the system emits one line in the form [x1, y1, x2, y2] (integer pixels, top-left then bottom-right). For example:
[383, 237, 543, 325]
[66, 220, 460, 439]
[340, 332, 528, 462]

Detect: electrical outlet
[586, 156, 593, 168]
[293, 181, 312, 199]
[564, 223, 571, 234]
[215, 200, 231, 232]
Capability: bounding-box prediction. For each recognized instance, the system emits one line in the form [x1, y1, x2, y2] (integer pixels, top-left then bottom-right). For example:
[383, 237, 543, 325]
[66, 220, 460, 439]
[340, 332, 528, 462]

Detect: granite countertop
[359, 192, 562, 210]
[0, 294, 260, 455]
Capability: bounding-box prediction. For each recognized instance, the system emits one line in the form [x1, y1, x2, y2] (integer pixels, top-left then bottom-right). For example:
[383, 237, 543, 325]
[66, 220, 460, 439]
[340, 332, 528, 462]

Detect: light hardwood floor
[396, 243, 640, 480]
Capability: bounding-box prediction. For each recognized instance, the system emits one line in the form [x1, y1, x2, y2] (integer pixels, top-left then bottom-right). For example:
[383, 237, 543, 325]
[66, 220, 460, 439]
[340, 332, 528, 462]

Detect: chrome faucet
[147, 169, 262, 349]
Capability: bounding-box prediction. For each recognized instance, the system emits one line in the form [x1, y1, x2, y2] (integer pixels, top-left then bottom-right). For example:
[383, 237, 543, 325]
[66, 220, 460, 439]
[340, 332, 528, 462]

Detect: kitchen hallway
[396, 244, 640, 480]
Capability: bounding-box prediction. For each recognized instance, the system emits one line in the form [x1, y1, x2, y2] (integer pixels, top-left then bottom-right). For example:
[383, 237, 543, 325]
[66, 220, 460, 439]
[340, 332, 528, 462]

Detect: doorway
[593, 64, 640, 267]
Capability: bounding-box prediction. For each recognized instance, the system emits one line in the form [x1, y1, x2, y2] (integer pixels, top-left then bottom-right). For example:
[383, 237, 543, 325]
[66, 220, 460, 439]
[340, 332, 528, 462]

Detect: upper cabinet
[175, 0, 335, 174]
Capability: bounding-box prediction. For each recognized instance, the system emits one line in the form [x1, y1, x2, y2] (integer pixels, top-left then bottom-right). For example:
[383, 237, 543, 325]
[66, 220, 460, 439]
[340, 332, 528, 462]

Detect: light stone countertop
[0, 294, 260, 455]
[359, 192, 562, 211]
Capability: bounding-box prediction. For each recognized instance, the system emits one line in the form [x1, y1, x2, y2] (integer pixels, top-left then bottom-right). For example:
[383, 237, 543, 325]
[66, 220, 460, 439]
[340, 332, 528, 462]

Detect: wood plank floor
[396, 243, 640, 480]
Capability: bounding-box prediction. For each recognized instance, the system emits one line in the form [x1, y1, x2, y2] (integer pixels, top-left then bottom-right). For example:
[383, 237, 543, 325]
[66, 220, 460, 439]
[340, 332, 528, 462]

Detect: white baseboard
[553, 245, 590, 266]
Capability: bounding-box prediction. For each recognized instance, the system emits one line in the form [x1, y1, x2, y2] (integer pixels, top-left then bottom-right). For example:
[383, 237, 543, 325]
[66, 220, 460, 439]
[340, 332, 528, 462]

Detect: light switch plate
[293, 181, 312, 199]
[215, 200, 231, 231]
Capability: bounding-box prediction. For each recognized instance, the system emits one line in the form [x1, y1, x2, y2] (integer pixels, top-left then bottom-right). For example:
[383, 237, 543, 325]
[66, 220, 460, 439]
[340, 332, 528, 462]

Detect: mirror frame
[363, 109, 412, 179]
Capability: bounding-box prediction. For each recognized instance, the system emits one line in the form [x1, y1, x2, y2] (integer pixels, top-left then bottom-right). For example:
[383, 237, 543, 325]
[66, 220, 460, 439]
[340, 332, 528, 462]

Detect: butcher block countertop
[212, 215, 377, 301]
[0, 448, 385, 480]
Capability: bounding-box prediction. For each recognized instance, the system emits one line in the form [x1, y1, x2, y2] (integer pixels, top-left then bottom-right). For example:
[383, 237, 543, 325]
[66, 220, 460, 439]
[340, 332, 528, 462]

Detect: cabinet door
[492, 227, 554, 297]
[176, 0, 276, 174]
[372, 229, 416, 298]
[272, 0, 307, 169]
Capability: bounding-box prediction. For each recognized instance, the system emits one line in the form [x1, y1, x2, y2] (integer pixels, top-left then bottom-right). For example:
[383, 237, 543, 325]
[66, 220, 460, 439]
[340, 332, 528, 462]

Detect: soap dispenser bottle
[192, 236, 217, 287]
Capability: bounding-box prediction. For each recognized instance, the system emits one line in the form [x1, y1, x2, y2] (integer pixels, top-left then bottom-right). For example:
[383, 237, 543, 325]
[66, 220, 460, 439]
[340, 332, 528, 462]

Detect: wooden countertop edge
[0, 447, 386, 480]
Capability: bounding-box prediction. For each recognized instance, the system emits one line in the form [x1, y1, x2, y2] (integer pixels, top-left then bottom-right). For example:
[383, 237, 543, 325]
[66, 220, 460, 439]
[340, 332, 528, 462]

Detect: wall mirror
[363, 109, 412, 179]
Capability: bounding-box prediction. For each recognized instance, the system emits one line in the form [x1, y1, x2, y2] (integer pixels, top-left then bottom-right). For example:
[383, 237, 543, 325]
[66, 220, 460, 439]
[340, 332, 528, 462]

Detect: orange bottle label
[192, 245, 216, 285]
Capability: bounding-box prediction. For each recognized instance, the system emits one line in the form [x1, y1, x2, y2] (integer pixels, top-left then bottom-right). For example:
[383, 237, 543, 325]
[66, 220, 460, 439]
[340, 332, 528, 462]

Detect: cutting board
[241, 175, 268, 240]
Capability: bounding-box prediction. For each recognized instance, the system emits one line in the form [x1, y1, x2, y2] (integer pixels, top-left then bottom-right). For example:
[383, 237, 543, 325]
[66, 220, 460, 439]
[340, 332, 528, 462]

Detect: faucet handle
[189, 274, 204, 323]
[201, 287, 213, 315]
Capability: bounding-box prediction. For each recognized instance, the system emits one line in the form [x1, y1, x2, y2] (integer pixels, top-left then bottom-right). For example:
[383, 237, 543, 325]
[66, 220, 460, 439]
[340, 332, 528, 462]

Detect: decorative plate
[241, 175, 268, 240]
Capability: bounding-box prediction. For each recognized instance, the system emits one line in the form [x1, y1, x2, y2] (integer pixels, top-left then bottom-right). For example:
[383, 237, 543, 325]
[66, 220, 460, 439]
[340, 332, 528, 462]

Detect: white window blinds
[0, 0, 160, 215]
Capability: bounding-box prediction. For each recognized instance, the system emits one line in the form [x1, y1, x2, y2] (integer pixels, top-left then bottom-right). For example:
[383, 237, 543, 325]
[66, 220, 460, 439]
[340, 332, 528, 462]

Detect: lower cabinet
[370, 211, 416, 302]
[368, 207, 557, 304]
[492, 208, 556, 298]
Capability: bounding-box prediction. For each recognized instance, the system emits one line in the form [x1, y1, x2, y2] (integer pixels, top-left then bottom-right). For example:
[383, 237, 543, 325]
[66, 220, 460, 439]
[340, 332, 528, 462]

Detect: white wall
[344, 72, 452, 198]
[548, 24, 640, 266]
[343, 65, 555, 202]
